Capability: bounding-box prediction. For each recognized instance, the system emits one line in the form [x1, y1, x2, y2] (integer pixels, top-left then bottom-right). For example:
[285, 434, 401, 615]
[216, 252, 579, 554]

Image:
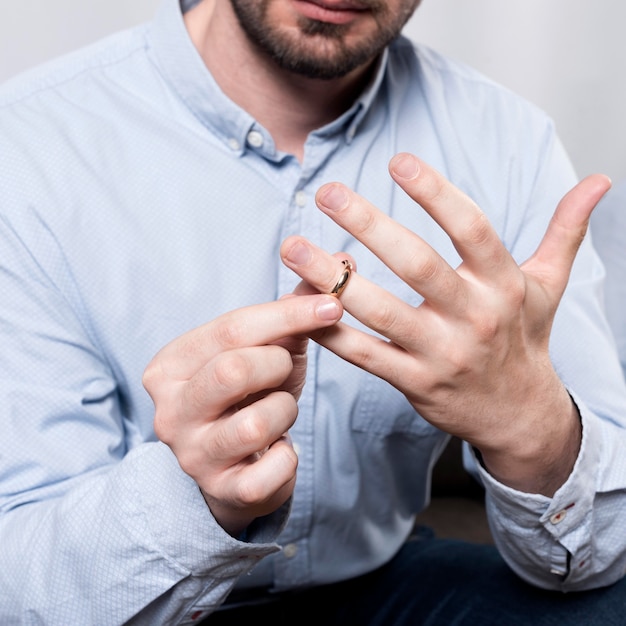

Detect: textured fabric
[1, 0, 626, 623]
[591, 179, 626, 381]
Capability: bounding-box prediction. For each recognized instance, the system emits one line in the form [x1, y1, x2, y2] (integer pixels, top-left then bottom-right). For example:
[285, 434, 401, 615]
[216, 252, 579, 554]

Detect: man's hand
[142, 295, 343, 537]
[281, 153, 611, 496]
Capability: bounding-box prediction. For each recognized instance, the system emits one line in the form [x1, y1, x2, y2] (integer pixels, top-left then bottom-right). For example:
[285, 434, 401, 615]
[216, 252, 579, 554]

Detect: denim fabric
[210, 529, 626, 625]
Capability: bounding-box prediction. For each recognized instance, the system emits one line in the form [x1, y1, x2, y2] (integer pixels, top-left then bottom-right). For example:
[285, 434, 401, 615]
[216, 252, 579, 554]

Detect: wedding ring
[330, 260, 352, 297]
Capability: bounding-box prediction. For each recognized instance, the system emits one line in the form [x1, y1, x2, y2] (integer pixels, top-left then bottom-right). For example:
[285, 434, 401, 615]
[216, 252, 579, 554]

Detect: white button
[550, 510, 567, 524]
[246, 130, 264, 148]
[294, 190, 307, 207]
[283, 543, 298, 558]
[227, 138, 240, 151]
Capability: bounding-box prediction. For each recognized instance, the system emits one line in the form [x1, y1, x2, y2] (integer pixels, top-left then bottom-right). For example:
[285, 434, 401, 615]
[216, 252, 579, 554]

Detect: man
[1, 0, 625, 623]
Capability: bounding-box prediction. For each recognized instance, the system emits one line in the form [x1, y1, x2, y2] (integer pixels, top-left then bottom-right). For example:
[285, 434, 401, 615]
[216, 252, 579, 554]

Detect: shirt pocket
[351, 368, 439, 439]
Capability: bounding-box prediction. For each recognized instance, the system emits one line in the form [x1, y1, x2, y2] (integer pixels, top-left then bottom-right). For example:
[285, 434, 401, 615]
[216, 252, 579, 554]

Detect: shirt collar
[147, 0, 389, 154]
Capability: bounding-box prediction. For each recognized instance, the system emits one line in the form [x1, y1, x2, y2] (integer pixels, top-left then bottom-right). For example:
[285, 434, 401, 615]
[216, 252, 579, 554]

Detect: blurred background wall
[1, 0, 624, 181]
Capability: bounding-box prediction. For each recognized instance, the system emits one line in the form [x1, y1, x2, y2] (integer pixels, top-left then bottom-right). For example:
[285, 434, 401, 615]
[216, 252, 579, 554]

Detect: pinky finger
[235, 435, 299, 511]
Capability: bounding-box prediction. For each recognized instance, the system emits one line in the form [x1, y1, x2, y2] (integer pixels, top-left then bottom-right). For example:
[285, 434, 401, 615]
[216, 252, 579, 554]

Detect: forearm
[0, 443, 280, 624]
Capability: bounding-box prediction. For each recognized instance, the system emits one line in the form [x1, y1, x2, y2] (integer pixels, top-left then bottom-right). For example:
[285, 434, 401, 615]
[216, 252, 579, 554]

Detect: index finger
[150, 295, 343, 380]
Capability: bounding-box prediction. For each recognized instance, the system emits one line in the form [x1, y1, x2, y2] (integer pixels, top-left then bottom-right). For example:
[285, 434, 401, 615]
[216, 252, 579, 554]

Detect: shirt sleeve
[590, 180, 626, 381]
[0, 206, 285, 624]
[1, 444, 285, 624]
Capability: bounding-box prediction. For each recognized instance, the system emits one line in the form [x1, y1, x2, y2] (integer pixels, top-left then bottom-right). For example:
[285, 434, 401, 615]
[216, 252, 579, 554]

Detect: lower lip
[292, 0, 368, 25]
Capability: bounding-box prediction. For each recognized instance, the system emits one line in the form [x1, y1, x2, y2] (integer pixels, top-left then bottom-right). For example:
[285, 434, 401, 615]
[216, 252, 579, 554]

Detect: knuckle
[234, 413, 267, 448]
[444, 344, 473, 376]
[177, 451, 205, 482]
[212, 351, 252, 394]
[506, 274, 527, 308]
[474, 316, 500, 343]
[351, 205, 378, 238]
[272, 346, 294, 374]
[212, 318, 245, 350]
[153, 409, 173, 444]
[465, 299, 501, 343]
[371, 300, 401, 334]
[410, 254, 440, 283]
[232, 441, 299, 507]
[276, 444, 299, 475]
[235, 478, 266, 507]
[422, 175, 447, 205]
[463, 211, 492, 247]
[142, 358, 164, 394]
[344, 342, 379, 372]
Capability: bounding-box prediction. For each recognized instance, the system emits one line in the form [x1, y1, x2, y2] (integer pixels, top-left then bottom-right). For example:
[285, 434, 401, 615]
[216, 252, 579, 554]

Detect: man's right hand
[142, 294, 343, 537]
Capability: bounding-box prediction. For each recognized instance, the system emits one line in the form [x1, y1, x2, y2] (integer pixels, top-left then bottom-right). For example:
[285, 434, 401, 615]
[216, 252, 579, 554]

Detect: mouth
[291, 0, 373, 25]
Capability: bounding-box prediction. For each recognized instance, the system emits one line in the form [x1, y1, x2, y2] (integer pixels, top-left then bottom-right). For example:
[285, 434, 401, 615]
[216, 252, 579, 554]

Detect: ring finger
[281, 236, 427, 349]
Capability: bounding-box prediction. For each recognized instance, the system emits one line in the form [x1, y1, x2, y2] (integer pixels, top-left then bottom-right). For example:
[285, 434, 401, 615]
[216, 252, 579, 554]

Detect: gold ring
[330, 260, 352, 297]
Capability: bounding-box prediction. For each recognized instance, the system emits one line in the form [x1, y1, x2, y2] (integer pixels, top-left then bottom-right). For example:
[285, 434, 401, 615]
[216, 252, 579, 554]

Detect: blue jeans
[207, 528, 626, 625]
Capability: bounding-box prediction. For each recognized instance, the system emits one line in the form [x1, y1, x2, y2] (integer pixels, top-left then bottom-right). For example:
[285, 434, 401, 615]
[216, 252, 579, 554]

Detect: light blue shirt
[591, 179, 626, 380]
[1, 0, 626, 623]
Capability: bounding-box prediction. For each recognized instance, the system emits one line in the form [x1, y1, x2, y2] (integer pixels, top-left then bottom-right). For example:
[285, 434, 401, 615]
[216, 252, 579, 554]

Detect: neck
[184, 0, 375, 161]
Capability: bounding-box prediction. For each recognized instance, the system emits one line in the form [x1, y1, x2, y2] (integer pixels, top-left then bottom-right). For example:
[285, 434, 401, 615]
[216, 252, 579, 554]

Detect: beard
[229, 0, 419, 80]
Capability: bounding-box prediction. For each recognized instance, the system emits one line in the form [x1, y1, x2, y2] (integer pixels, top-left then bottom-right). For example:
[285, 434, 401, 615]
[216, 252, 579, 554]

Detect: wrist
[475, 387, 582, 496]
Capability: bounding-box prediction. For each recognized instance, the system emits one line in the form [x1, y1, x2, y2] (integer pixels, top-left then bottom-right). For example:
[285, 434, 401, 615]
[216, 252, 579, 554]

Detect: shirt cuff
[124, 441, 285, 578]
[471, 391, 600, 577]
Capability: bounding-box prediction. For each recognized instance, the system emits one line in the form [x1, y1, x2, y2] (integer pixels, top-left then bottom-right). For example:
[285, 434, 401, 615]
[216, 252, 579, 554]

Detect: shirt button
[294, 190, 307, 207]
[246, 130, 264, 148]
[550, 510, 567, 524]
[227, 138, 240, 151]
[283, 543, 298, 558]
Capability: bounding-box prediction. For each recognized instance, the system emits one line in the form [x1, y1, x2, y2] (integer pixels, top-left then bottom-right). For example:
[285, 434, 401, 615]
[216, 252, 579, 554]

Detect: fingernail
[285, 241, 311, 266]
[318, 184, 348, 212]
[316, 298, 341, 320]
[391, 153, 420, 180]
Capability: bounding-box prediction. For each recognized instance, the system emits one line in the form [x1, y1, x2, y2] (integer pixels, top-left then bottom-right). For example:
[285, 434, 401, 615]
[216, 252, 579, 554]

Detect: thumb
[523, 174, 611, 295]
